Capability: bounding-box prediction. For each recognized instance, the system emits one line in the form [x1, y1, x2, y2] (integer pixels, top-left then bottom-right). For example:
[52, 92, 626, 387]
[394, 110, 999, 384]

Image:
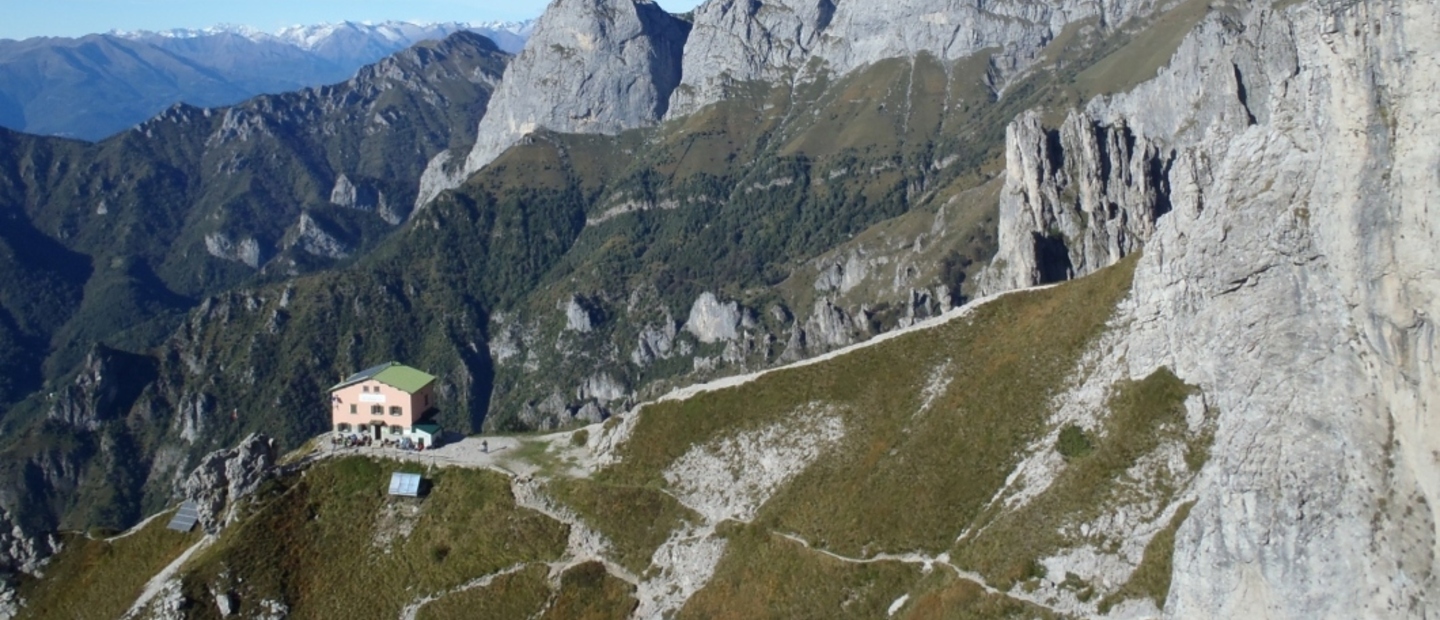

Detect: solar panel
[167, 500, 200, 532]
[389, 472, 422, 497]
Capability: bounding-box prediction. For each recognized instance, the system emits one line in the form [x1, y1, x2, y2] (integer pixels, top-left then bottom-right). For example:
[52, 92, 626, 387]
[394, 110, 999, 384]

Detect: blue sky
[0, 0, 704, 40]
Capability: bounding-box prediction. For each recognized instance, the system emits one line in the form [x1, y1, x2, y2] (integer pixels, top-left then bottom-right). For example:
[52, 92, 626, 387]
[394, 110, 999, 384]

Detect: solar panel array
[167, 500, 200, 532]
[389, 472, 422, 497]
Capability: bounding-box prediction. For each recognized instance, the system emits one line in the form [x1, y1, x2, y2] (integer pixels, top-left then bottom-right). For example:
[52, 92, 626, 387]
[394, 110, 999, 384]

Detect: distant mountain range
[0, 20, 534, 140]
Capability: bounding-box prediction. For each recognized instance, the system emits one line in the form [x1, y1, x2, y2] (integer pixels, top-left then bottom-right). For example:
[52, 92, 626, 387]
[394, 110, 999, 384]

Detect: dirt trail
[103, 510, 170, 543]
[397, 562, 532, 620]
[655, 284, 1057, 406]
[122, 535, 214, 619]
[772, 532, 1060, 613]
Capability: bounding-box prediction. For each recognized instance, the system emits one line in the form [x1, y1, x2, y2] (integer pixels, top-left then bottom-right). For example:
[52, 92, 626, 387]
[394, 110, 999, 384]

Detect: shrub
[1056, 424, 1094, 459]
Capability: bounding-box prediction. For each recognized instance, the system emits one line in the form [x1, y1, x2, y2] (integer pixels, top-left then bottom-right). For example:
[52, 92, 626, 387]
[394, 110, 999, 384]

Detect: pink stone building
[329, 362, 441, 446]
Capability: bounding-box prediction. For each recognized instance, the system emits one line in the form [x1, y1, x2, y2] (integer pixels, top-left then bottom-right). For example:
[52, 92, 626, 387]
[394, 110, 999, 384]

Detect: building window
[362, 385, 369, 393]
[389, 425, 403, 435]
[350, 404, 357, 414]
[390, 406, 403, 416]
[336, 423, 351, 432]
[371, 405, 384, 416]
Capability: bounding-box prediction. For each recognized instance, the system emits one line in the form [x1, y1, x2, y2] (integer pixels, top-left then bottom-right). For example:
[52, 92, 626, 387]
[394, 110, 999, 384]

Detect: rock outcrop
[204, 233, 265, 269]
[46, 346, 156, 432]
[285, 212, 351, 260]
[667, 0, 835, 116]
[976, 110, 1169, 294]
[685, 292, 743, 344]
[419, 0, 690, 207]
[980, 0, 1440, 614]
[181, 434, 278, 534]
[0, 507, 58, 577]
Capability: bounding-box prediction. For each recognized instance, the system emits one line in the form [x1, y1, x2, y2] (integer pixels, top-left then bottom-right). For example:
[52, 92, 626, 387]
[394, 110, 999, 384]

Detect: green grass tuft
[1057, 424, 1095, 459]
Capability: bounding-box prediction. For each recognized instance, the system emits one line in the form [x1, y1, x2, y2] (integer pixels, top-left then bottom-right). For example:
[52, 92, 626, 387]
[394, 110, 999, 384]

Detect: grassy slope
[608, 256, 1137, 545]
[680, 523, 923, 620]
[176, 458, 568, 619]
[14, 455, 647, 620]
[417, 561, 638, 620]
[553, 257, 1136, 616]
[417, 564, 554, 620]
[953, 367, 1202, 587]
[15, 514, 200, 620]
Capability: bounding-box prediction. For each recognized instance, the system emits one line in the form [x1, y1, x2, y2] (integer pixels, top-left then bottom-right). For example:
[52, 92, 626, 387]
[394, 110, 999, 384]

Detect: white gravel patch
[663, 404, 845, 524]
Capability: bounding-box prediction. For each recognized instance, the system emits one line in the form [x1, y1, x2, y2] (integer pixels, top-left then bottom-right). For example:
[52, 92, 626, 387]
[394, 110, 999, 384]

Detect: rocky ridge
[0, 21, 533, 141]
[422, 0, 1169, 205]
[667, 0, 1165, 117]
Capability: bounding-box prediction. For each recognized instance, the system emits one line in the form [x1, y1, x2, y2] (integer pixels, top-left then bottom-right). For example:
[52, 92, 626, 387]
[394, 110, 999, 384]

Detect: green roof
[375, 364, 437, 393]
[330, 362, 436, 393]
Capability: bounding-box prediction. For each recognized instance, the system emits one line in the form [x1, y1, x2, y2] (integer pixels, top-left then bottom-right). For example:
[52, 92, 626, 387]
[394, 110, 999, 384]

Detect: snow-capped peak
[113, 19, 536, 52]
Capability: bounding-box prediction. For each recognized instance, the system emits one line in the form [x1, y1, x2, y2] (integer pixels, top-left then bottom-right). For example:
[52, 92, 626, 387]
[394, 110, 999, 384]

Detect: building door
[372, 423, 382, 441]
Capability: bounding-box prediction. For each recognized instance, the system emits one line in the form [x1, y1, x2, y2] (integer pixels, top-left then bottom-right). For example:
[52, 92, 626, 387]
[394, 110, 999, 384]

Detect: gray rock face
[46, 346, 152, 432]
[668, 0, 834, 116]
[685, 292, 743, 344]
[330, 174, 360, 208]
[633, 316, 679, 366]
[285, 212, 351, 260]
[670, 0, 1161, 117]
[578, 373, 627, 403]
[0, 507, 58, 577]
[980, 0, 1440, 615]
[562, 296, 596, 333]
[203, 233, 264, 269]
[519, 393, 572, 431]
[802, 297, 858, 350]
[329, 173, 388, 220]
[439, 0, 690, 199]
[181, 434, 277, 534]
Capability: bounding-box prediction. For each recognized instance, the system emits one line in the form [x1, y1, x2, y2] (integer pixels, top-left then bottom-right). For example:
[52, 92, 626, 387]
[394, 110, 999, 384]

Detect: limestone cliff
[668, 0, 1165, 117]
[980, 0, 1439, 614]
[418, 0, 690, 207]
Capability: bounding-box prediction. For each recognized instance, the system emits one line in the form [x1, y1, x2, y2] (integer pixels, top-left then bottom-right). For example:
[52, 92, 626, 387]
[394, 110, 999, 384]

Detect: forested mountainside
[0, 21, 532, 141]
[0, 31, 507, 538]
[1, 0, 1437, 617]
